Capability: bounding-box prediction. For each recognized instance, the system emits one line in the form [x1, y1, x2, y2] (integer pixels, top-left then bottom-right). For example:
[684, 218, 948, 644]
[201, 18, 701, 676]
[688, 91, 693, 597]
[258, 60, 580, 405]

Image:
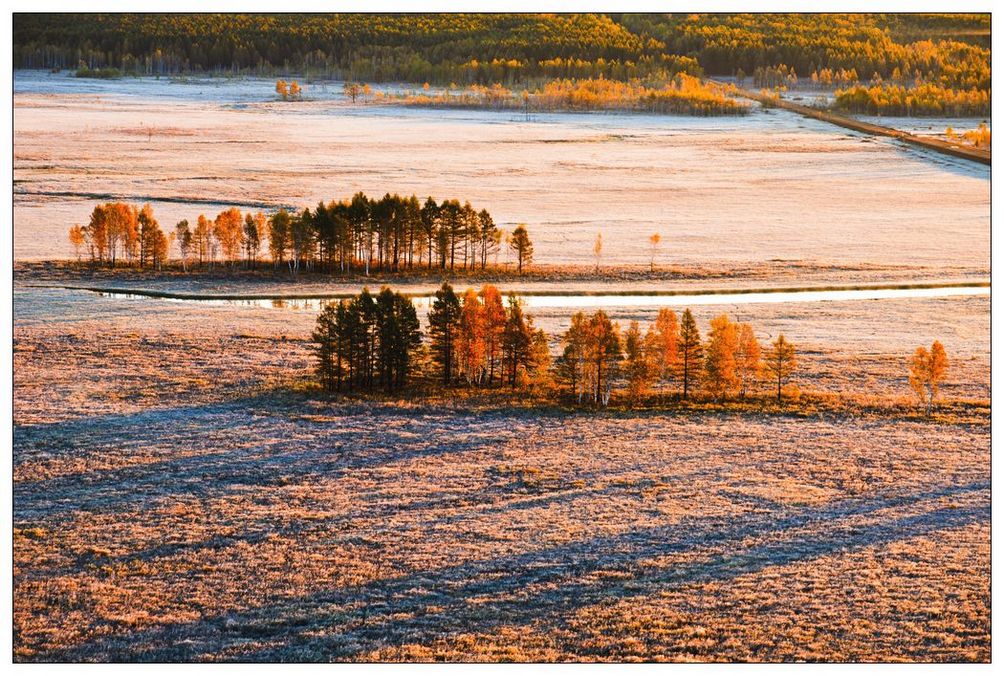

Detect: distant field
[13, 73, 990, 275]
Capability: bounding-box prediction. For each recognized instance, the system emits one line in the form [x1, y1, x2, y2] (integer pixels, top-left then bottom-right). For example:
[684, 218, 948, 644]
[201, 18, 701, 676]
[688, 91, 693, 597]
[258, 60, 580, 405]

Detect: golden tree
[479, 284, 507, 385]
[704, 313, 740, 402]
[193, 214, 213, 265]
[909, 341, 949, 416]
[649, 308, 679, 399]
[624, 320, 656, 405]
[457, 288, 487, 385]
[68, 224, 85, 261]
[764, 334, 797, 403]
[648, 233, 661, 272]
[213, 207, 245, 265]
[735, 322, 762, 399]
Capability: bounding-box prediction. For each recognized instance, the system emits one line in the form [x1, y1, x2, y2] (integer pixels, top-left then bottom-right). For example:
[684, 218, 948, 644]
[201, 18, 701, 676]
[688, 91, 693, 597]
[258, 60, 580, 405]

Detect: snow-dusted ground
[14, 71, 989, 275]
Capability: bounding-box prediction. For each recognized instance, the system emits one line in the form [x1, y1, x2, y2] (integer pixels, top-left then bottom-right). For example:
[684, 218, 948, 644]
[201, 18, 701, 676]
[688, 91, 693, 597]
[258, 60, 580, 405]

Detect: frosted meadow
[12, 12, 991, 664]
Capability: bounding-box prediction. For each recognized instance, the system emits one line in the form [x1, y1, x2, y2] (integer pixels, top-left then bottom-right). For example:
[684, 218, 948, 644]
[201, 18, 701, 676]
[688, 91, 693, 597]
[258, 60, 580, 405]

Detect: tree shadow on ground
[32, 479, 989, 662]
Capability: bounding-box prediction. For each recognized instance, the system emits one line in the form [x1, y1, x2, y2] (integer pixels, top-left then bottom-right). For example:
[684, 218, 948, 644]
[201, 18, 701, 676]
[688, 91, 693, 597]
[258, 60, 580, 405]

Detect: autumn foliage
[68, 194, 519, 275]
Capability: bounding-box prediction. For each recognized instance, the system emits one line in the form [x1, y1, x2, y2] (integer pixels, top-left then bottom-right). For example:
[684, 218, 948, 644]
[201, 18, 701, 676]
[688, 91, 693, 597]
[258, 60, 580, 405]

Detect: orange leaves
[909, 341, 950, 414]
[213, 207, 244, 264]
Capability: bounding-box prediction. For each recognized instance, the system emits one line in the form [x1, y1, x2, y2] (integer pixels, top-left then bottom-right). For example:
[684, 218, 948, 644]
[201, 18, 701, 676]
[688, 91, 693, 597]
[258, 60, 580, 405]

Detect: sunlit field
[12, 12, 990, 664]
[14, 72, 989, 275]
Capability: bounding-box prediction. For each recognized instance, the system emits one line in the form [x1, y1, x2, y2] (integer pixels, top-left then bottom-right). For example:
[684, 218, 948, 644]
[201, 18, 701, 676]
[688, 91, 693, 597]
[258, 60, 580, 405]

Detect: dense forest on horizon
[14, 13, 989, 90]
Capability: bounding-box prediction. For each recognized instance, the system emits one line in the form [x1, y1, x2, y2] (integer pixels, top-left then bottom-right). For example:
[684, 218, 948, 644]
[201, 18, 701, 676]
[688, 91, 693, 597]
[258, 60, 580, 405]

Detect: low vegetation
[946, 123, 991, 148]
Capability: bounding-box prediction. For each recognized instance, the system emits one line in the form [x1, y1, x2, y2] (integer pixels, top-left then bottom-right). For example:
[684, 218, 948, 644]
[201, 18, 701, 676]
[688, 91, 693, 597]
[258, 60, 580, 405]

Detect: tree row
[69, 197, 535, 275]
[314, 283, 953, 415]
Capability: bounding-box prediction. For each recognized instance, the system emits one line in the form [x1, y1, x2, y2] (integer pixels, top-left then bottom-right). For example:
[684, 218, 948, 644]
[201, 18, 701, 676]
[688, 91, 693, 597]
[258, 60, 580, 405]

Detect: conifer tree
[735, 322, 762, 399]
[428, 282, 462, 384]
[312, 303, 339, 391]
[501, 294, 534, 387]
[479, 284, 507, 386]
[764, 333, 797, 404]
[679, 308, 703, 400]
[704, 314, 740, 402]
[510, 224, 533, 274]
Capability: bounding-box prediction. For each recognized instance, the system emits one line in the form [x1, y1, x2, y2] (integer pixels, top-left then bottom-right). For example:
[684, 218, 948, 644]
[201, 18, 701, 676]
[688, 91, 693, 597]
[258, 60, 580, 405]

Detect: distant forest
[14, 13, 989, 90]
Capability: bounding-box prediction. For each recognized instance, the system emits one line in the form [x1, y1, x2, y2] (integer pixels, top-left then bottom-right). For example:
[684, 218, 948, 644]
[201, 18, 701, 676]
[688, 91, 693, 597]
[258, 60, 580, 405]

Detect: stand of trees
[909, 340, 949, 416]
[312, 287, 953, 416]
[70, 195, 524, 275]
[312, 287, 422, 392]
[70, 202, 171, 269]
[557, 308, 793, 407]
[833, 81, 990, 117]
[16, 14, 987, 94]
[428, 283, 549, 388]
[392, 74, 750, 116]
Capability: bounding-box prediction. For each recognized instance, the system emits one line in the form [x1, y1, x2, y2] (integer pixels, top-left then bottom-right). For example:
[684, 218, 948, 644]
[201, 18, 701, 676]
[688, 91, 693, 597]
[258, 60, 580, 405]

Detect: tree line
[393, 74, 749, 116]
[15, 13, 987, 93]
[314, 283, 953, 414]
[69, 196, 535, 275]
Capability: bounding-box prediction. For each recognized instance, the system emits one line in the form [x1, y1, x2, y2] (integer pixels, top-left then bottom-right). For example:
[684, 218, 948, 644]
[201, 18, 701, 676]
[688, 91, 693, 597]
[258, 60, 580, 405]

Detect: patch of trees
[70, 195, 526, 275]
[428, 283, 550, 388]
[391, 74, 749, 116]
[13, 14, 664, 83]
[15, 14, 987, 97]
[946, 122, 991, 148]
[69, 202, 170, 268]
[909, 340, 949, 416]
[833, 82, 989, 117]
[557, 308, 796, 406]
[311, 287, 956, 416]
[312, 287, 422, 392]
[618, 14, 989, 91]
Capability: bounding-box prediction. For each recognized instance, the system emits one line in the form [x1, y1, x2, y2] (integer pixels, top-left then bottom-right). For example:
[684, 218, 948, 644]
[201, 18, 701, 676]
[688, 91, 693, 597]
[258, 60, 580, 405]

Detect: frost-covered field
[12, 70, 990, 663]
[12, 285, 990, 661]
[14, 71, 989, 275]
[13, 286, 990, 427]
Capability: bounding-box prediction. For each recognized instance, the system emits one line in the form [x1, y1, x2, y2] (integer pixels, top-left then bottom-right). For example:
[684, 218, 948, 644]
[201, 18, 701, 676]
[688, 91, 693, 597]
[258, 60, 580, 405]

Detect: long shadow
[16, 399, 740, 524]
[14, 402, 526, 522]
[32, 479, 989, 662]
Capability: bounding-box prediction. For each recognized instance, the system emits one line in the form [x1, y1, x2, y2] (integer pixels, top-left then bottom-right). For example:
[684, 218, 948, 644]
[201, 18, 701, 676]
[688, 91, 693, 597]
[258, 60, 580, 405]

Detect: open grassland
[13, 75, 990, 276]
[13, 286, 989, 662]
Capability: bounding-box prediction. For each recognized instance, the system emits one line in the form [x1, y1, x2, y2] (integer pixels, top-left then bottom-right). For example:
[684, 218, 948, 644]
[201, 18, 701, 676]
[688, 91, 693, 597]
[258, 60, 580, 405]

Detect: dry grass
[13, 287, 989, 662]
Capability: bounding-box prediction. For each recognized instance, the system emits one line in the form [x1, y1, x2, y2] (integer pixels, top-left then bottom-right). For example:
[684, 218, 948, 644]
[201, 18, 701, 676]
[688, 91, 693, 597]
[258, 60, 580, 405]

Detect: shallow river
[91, 283, 988, 311]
